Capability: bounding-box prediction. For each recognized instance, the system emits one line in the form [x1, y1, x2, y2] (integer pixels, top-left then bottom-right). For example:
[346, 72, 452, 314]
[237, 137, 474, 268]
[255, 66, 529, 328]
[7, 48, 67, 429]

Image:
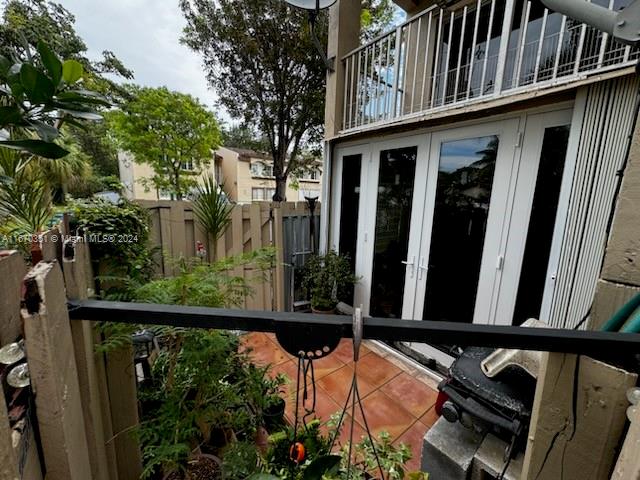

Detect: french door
[332, 108, 573, 367]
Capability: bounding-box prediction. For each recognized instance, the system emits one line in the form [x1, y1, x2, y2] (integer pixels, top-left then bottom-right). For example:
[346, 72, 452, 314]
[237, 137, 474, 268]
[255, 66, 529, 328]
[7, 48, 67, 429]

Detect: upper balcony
[340, 0, 639, 133]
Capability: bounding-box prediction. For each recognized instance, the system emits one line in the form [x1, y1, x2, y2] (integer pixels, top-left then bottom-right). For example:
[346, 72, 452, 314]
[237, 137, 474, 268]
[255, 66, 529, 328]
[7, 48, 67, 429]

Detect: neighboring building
[214, 147, 322, 203]
[118, 146, 322, 203]
[321, 0, 640, 366]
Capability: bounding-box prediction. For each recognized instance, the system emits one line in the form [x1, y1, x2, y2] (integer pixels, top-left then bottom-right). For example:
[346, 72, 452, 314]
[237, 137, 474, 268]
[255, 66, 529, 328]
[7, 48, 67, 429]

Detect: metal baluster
[480, 0, 497, 96]
[391, 26, 402, 118]
[410, 16, 423, 114]
[384, 34, 392, 120]
[552, 15, 567, 81]
[453, 6, 468, 103]
[441, 11, 455, 105]
[466, 0, 482, 100]
[420, 11, 433, 110]
[354, 50, 362, 128]
[342, 56, 349, 130]
[514, 1, 531, 88]
[532, 8, 549, 83]
[430, 9, 444, 108]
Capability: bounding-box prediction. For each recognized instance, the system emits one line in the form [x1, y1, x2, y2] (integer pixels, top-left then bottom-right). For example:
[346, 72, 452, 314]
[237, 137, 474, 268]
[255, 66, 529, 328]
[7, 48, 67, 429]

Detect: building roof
[224, 146, 270, 161]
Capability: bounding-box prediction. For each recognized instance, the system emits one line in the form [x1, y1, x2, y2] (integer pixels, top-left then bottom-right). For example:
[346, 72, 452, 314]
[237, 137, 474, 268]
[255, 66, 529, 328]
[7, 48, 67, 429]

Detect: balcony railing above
[341, 0, 639, 132]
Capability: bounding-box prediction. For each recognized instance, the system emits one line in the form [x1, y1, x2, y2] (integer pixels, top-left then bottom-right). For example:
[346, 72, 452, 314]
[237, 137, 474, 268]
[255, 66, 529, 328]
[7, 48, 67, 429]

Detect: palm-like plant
[192, 173, 233, 260]
[0, 149, 52, 245]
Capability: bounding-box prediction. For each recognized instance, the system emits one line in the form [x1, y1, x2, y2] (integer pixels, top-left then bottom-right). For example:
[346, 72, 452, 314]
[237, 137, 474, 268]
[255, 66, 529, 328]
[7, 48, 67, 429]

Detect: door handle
[418, 257, 428, 280]
[401, 256, 415, 278]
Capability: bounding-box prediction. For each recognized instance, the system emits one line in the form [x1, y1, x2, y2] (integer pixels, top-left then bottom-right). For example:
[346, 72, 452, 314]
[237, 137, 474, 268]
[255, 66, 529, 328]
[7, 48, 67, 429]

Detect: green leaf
[20, 63, 55, 104]
[28, 120, 59, 142]
[37, 41, 62, 86]
[0, 55, 11, 77]
[0, 105, 23, 127]
[246, 475, 280, 480]
[62, 59, 83, 84]
[57, 108, 102, 121]
[302, 454, 342, 480]
[56, 91, 110, 106]
[0, 139, 69, 159]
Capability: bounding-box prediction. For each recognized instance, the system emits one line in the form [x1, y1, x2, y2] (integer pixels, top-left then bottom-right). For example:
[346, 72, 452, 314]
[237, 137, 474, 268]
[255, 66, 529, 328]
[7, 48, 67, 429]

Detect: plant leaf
[0, 55, 11, 77]
[302, 454, 342, 480]
[57, 108, 102, 121]
[57, 91, 110, 106]
[37, 40, 62, 86]
[0, 105, 23, 128]
[0, 139, 69, 159]
[62, 59, 83, 84]
[20, 63, 54, 104]
[27, 119, 59, 142]
[246, 475, 281, 480]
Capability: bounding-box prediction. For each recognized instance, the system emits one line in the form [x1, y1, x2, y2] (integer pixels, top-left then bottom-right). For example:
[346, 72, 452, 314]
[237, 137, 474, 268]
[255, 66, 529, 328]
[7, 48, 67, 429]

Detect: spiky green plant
[192, 173, 233, 259]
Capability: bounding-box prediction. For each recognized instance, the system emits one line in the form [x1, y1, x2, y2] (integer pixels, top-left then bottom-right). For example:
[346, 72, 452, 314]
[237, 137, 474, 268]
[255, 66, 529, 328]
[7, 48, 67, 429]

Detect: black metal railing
[68, 299, 640, 360]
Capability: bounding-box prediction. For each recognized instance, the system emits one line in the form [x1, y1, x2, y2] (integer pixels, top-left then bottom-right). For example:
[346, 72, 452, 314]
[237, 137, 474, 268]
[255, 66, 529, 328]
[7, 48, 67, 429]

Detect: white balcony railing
[341, 0, 638, 132]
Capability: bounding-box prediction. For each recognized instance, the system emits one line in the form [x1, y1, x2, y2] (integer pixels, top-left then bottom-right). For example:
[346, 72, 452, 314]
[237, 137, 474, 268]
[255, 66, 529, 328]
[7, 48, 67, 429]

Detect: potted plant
[301, 250, 358, 313]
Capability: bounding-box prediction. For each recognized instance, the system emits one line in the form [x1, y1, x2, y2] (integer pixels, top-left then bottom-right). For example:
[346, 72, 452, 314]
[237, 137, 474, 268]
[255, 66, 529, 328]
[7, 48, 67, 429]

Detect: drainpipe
[540, 0, 640, 46]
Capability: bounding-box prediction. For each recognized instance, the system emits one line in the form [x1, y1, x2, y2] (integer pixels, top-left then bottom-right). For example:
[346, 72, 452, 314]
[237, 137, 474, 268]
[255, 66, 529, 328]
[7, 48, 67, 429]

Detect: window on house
[181, 160, 194, 171]
[252, 187, 275, 201]
[252, 187, 265, 200]
[251, 162, 273, 177]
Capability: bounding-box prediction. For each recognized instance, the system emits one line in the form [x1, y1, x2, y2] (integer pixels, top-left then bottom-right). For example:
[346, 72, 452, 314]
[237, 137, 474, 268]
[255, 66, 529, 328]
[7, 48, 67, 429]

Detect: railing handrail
[68, 299, 640, 359]
[341, 5, 438, 61]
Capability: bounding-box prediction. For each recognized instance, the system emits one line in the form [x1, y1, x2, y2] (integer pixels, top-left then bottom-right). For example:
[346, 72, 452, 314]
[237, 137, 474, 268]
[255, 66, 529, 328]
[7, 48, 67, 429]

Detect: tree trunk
[273, 176, 287, 202]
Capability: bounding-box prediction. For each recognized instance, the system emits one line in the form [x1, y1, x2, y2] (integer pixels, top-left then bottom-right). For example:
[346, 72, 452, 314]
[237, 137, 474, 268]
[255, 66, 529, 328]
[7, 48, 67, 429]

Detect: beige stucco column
[324, 0, 361, 139]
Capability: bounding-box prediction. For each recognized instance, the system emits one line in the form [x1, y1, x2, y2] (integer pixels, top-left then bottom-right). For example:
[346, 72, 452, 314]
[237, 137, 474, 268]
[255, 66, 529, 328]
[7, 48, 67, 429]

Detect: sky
[58, 0, 231, 122]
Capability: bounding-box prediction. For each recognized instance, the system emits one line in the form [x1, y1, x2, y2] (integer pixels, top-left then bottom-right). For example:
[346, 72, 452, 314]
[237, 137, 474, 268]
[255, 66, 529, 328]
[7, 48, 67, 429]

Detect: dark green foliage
[0, 39, 110, 158]
[301, 251, 358, 311]
[68, 197, 154, 281]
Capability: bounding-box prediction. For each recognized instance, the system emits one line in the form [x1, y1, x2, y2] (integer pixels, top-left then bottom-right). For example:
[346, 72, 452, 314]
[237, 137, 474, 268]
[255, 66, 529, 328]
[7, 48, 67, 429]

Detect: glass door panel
[422, 136, 499, 323]
[338, 154, 362, 304]
[512, 125, 569, 325]
[370, 146, 417, 318]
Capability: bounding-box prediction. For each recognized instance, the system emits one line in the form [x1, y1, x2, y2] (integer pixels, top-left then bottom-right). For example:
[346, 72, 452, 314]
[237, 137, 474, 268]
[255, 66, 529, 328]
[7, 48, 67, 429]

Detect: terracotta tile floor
[240, 332, 441, 473]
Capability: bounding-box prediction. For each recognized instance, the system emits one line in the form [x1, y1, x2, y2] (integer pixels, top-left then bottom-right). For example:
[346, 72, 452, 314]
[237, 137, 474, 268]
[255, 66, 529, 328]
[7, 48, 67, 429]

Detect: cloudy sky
[58, 0, 230, 121]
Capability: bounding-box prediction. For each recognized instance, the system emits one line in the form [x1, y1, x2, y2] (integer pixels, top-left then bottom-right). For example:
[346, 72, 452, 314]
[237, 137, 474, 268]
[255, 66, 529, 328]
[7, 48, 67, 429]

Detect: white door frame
[331, 143, 371, 311]
[492, 108, 574, 326]
[359, 134, 431, 317]
[411, 119, 521, 323]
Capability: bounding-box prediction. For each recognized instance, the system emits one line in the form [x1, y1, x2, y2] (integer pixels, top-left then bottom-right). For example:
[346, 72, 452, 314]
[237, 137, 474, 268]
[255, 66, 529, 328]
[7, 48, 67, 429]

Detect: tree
[0, 40, 110, 158]
[110, 86, 221, 200]
[181, 0, 326, 201]
[361, 0, 398, 42]
[221, 124, 269, 153]
[0, 0, 133, 101]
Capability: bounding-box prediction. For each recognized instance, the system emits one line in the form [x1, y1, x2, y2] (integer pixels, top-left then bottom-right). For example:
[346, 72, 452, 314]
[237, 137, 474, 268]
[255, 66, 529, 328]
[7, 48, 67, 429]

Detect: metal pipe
[540, 0, 617, 38]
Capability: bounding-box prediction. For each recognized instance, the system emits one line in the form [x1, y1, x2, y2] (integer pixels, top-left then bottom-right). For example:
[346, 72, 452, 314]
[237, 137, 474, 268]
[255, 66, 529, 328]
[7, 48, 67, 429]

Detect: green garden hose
[600, 293, 640, 332]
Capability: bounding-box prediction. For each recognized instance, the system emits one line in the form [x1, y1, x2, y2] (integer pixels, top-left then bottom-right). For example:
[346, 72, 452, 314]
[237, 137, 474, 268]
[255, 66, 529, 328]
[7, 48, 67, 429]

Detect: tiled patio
[241, 332, 441, 472]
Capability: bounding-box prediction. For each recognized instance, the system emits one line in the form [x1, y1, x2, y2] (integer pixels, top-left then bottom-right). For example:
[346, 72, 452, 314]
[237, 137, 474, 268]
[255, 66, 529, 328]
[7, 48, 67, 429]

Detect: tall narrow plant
[192, 173, 233, 260]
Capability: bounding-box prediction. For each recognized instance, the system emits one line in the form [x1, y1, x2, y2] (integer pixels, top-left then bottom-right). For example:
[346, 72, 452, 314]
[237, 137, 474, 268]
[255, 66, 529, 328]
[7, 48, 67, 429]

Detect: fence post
[0, 251, 25, 480]
[21, 261, 92, 480]
[273, 203, 286, 312]
[63, 240, 118, 480]
[105, 345, 143, 480]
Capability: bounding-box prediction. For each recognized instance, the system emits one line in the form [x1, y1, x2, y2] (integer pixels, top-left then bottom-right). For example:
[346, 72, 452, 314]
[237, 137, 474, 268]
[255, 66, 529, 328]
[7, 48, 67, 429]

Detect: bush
[301, 250, 358, 311]
[68, 197, 155, 283]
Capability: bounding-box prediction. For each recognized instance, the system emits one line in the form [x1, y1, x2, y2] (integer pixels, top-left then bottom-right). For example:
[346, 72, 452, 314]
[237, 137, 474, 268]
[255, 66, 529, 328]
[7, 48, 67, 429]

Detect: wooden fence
[137, 200, 319, 312]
